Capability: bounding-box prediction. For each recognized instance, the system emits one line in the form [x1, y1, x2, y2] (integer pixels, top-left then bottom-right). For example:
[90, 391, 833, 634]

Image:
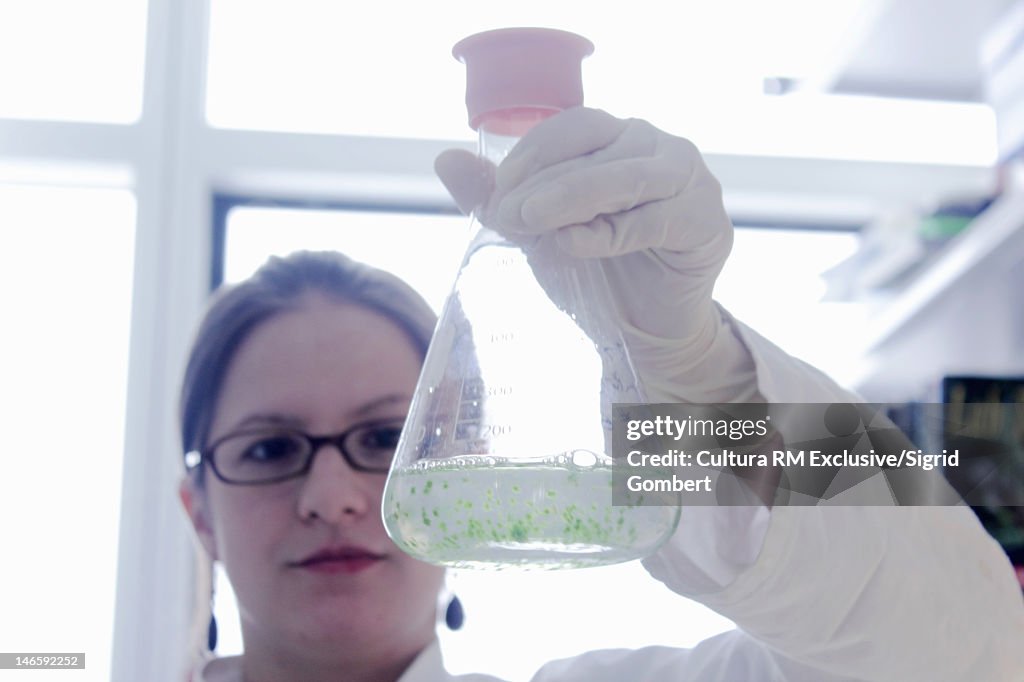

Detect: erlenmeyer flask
[383, 28, 680, 569]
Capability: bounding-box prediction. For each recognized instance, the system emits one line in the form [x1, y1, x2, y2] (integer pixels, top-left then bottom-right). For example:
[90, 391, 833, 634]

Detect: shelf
[857, 191, 1024, 354]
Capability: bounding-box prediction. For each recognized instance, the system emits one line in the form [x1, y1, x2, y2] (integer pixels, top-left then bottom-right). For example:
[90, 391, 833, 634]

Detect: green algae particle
[466, 519, 485, 540]
[443, 481, 449, 490]
[509, 520, 529, 542]
[547, 490, 557, 497]
[512, 484, 520, 493]
[432, 508, 440, 517]
[424, 480, 434, 494]
[421, 510, 431, 526]
[410, 486, 416, 495]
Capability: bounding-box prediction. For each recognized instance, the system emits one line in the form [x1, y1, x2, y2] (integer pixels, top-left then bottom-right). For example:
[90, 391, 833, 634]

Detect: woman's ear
[179, 477, 219, 561]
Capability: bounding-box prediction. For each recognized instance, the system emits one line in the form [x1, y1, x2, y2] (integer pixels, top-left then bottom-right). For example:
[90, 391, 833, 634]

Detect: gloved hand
[436, 106, 760, 404]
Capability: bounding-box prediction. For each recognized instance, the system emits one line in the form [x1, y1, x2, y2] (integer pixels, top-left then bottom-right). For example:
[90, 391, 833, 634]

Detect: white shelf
[849, 190, 1024, 400]
[858, 191, 1024, 353]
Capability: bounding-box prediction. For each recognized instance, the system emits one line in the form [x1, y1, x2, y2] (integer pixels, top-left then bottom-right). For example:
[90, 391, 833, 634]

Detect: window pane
[715, 227, 865, 385]
[204, 1, 993, 165]
[0, 0, 147, 123]
[203, 0, 799, 141]
[0, 184, 135, 681]
[224, 206, 468, 310]
[205, 0, 471, 140]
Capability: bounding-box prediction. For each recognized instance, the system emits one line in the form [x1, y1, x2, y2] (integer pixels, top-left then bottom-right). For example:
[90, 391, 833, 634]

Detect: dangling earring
[445, 594, 464, 631]
[207, 589, 218, 651]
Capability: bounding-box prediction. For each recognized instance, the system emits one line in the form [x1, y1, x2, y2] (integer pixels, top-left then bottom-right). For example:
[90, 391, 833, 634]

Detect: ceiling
[796, 0, 1018, 102]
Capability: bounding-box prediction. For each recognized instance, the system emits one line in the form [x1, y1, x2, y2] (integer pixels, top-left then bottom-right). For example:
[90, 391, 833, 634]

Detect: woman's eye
[361, 426, 403, 451]
[243, 435, 304, 462]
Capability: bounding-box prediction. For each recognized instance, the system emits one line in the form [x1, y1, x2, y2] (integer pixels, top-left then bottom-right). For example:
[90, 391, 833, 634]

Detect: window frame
[211, 193, 461, 289]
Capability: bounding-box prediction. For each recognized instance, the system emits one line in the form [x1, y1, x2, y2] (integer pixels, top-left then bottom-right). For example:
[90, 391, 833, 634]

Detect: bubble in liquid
[571, 450, 598, 468]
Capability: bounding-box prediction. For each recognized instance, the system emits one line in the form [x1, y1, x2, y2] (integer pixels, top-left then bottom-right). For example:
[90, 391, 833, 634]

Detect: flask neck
[476, 106, 559, 165]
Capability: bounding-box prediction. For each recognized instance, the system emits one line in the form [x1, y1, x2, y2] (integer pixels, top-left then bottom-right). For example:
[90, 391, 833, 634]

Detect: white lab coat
[193, 318, 1024, 682]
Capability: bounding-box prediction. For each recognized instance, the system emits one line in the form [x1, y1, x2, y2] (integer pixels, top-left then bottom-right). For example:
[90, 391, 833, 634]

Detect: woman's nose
[296, 444, 373, 524]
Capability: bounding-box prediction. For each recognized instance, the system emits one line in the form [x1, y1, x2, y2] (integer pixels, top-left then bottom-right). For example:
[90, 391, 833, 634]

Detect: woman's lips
[293, 547, 385, 574]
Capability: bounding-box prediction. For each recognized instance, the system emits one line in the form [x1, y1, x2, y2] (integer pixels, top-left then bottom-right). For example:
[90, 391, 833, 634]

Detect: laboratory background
[1, 0, 1023, 680]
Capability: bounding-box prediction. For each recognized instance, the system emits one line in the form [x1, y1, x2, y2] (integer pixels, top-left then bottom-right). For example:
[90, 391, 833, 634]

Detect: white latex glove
[436, 107, 760, 404]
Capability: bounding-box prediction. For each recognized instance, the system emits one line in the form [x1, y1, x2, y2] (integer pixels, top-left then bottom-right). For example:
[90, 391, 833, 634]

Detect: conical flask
[383, 28, 680, 569]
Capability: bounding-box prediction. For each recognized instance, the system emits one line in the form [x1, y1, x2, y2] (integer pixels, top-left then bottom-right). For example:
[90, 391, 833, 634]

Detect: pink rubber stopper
[452, 28, 594, 132]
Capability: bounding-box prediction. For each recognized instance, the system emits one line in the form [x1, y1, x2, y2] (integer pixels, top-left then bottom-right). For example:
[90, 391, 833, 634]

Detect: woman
[179, 252, 447, 681]
[179, 109, 1024, 681]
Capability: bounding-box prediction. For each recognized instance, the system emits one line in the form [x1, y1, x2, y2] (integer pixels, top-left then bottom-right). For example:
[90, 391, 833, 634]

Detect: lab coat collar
[398, 638, 453, 681]
[194, 639, 451, 682]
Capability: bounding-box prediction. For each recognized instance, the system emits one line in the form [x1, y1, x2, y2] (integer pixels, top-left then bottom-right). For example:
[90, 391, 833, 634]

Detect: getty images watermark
[610, 403, 1016, 507]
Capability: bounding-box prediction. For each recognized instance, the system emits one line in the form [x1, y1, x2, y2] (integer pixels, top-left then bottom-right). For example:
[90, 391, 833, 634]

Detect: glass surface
[0, 0, 148, 123]
[0, 183, 136, 682]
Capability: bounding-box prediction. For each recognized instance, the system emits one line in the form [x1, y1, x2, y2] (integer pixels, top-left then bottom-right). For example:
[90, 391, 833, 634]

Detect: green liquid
[383, 458, 680, 570]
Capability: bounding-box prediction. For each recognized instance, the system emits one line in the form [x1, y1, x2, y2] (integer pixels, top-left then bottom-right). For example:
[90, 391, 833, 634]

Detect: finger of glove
[553, 188, 733, 264]
[501, 156, 685, 233]
[551, 198, 679, 258]
[494, 119, 700, 232]
[497, 114, 664, 199]
[496, 108, 628, 191]
[435, 148, 495, 215]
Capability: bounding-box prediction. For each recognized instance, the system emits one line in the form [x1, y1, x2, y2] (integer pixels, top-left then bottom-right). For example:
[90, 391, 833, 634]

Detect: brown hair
[178, 250, 437, 483]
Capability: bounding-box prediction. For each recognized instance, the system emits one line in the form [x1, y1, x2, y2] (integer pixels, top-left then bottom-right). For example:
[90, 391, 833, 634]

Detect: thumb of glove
[434, 148, 495, 216]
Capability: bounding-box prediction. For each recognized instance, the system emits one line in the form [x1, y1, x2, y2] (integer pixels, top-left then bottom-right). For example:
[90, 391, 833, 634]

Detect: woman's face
[181, 294, 444, 660]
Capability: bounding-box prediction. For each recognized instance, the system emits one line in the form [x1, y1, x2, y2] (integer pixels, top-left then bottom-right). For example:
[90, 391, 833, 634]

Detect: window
[716, 227, 864, 385]
[221, 204, 466, 308]
[204, 0, 993, 165]
[0, 0, 147, 123]
[0, 183, 136, 682]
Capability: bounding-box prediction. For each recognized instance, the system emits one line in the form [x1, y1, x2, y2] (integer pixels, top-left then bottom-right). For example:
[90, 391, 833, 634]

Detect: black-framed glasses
[185, 418, 405, 485]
